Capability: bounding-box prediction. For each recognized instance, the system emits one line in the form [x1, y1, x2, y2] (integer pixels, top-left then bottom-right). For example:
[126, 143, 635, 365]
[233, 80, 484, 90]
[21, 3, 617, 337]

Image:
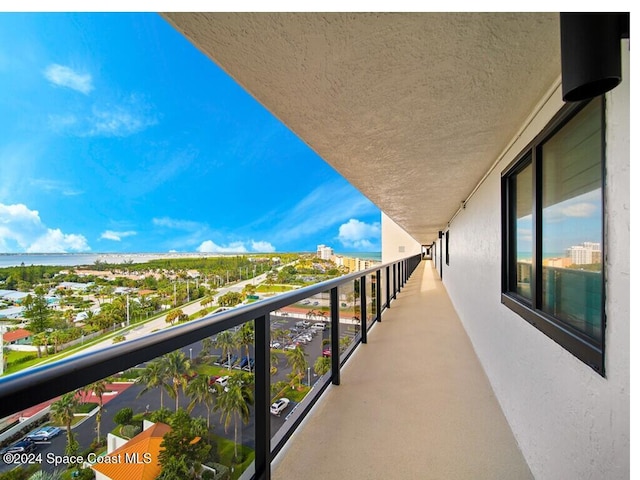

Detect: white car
[270, 397, 290, 416]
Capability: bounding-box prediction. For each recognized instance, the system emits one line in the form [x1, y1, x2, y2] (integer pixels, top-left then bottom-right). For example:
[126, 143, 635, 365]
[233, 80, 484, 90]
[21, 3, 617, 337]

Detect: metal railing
[0, 253, 422, 479]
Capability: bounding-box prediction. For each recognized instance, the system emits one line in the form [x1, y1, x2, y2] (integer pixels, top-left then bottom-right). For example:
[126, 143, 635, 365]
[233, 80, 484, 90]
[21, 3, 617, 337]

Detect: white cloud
[196, 239, 276, 254]
[30, 178, 83, 196]
[197, 240, 248, 254]
[337, 219, 381, 249]
[27, 229, 90, 253]
[44, 64, 93, 94]
[100, 230, 137, 241]
[153, 217, 205, 231]
[561, 202, 598, 218]
[87, 104, 157, 137]
[251, 240, 276, 253]
[0, 203, 90, 253]
[265, 181, 379, 243]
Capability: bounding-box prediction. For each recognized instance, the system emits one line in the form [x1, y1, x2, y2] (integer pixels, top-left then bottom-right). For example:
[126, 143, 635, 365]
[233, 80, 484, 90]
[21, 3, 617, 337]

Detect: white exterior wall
[441, 43, 629, 479]
[381, 212, 421, 263]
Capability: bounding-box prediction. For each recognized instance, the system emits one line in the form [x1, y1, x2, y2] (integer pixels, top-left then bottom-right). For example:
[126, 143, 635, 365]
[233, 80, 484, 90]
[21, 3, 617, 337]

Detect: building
[316, 244, 334, 260]
[159, 13, 628, 479]
[1, 329, 32, 345]
[91, 421, 171, 480]
[0, 13, 629, 480]
[566, 242, 602, 265]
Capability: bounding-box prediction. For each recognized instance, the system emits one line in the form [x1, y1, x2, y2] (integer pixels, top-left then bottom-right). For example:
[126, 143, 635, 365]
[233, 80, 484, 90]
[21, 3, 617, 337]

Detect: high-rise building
[316, 244, 334, 260]
[566, 242, 602, 265]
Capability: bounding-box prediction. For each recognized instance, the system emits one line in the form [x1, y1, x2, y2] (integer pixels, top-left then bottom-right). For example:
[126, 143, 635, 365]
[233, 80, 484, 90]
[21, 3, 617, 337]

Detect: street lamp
[308, 367, 311, 386]
[189, 348, 193, 361]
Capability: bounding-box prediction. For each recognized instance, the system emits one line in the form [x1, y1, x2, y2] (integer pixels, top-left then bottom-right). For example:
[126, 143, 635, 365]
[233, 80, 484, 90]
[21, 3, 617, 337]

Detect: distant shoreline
[0, 251, 381, 268]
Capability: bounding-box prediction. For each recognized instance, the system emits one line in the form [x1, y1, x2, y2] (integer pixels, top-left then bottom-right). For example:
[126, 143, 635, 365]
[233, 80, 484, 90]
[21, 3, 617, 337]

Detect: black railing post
[360, 275, 367, 344]
[386, 266, 391, 308]
[376, 269, 382, 322]
[330, 287, 340, 385]
[393, 263, 397, 300]
[254, 314, 271, 480]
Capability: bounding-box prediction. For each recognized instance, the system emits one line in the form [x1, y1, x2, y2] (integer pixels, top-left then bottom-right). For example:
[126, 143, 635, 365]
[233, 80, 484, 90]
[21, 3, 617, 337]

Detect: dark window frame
[445, 230, 450, 266]
[501, 97, 606, 376]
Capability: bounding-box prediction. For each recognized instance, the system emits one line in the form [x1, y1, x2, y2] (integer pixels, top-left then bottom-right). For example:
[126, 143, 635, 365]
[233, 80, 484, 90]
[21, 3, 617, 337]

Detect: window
[501, 98, 605, 375]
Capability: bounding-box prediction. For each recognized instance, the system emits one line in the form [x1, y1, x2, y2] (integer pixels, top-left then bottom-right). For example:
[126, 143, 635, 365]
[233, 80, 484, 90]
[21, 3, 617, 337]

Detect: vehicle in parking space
[242, 358, 255, 371]
[6, 438, 36, 453]
[26, 426, 62, 441]
[214, 376, 230, 391]
[270, 341, 281, 349]
[322, 348, 331, 357]
[270, 397, 290, 416]
[284, 343, 298, 350]
[294, 336, 307, 345]
[222, 355, 239, 368]
[238, 357, 254, 369]
[295, 321, 310, 328]
[311, 323, 326, 331]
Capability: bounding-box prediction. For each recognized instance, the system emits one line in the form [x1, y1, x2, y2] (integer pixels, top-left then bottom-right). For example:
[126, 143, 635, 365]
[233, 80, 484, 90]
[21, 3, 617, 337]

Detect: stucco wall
[381, 212, 421, 263]
[441, 42, 629, 479]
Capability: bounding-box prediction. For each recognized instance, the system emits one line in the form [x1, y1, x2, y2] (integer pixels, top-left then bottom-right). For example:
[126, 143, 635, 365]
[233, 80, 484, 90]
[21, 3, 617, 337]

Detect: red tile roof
[91, 422, 171, 480]
[3, 329, 32, 342]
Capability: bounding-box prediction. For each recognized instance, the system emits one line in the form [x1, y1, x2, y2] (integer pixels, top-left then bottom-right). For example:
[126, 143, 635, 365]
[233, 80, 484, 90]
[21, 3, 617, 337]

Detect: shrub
[113, 407, 133, 426]
[120, 424, 141, 439]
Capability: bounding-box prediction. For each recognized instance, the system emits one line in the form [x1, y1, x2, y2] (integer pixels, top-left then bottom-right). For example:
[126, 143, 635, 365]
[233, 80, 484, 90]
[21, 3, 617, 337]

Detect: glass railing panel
[0, 325, 257, 480]
[366, 273, 376, 328]
[338, 281, 359, 362]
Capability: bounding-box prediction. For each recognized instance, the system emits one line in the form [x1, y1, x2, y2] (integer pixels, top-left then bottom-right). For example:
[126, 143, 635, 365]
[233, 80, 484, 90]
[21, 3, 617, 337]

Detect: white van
[311, 322, 326, 331]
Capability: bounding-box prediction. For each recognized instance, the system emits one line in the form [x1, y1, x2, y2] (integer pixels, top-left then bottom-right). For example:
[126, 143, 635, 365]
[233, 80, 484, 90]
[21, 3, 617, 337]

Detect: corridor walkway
[272, 261, 533, 480]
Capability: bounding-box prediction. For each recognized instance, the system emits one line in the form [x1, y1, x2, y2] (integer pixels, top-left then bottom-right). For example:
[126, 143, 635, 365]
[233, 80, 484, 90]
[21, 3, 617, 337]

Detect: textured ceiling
[161, 12, 561, 245]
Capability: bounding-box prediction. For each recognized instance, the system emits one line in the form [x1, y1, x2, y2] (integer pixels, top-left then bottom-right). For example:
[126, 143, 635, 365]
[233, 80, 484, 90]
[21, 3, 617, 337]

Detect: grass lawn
[213, 434, 255, 480]
[196, 363, 238, 377]
[256, 284, 295, 293]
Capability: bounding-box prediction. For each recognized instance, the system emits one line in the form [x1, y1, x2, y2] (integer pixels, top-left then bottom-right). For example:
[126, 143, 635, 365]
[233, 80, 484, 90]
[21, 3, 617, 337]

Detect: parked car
[26, 426, 61, 441]
[322, 348, 332, 357]
[270, 341, 281, 349]
[311, 323, 326, 331]
[215, 375, 229, 387]
[242, 358, 255, 371]
[270, 397, 290, 416]
[6, 438, 36, 453]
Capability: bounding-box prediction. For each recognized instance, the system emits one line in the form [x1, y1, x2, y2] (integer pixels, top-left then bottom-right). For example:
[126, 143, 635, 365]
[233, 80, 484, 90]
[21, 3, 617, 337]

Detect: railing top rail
[0, 254, 420, 418]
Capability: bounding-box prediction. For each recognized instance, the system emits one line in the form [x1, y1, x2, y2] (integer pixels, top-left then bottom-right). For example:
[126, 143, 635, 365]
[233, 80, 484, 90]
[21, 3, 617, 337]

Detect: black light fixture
[560, 12, 629, 102]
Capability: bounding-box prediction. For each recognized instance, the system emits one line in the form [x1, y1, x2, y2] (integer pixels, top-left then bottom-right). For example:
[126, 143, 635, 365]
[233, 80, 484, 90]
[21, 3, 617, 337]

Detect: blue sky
[0, 12, 381, 255]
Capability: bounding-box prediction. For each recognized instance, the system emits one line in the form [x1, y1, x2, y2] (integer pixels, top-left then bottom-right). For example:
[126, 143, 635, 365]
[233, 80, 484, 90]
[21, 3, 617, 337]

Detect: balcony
[0, 256, 531, 479]
[272, 261, 532, 480]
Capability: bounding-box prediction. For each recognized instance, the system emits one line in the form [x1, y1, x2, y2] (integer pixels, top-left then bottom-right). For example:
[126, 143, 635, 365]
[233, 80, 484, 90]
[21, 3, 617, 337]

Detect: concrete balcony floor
[272, 261, 533, 480]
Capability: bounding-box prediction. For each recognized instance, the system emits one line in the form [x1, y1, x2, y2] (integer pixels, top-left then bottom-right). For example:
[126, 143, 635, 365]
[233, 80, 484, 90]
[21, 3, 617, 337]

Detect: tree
[199, 337, 214, 359]
[51, 392, 79, 456]
[22, 293, 51, 333]
[214, 330, 237, 371]
[161, 351, 193, 411]
[158, 410, 210, 479]
[186, 374, 215, 428]
[137, 358, 170, 409]
[235, 322, 254, 372]
[218, 291, 243, 307]
[314, 356, 331, 376]
[165, 309, 184, 325]
[215, 373, 254, 461]
[89, 379, 109, 443]
[285, 346, 309, 388]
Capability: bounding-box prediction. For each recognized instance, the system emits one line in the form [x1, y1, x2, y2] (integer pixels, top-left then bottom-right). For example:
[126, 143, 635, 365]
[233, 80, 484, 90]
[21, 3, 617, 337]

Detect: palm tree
[137, 358, 170, 409]
[314, 356, 331, 376]
[215, 330, 237, 371]
[200, 337, 214, 359]
[215, 373, 254, 461]
[270, 350, 280, 375]
[161, 351, 193, 411]
[235, 322, 254, 372]
[89, 379, 109, 442]
[285, 346, 309, 388]
[51, 392, 79, 455]
[186, 374, 215, 428]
